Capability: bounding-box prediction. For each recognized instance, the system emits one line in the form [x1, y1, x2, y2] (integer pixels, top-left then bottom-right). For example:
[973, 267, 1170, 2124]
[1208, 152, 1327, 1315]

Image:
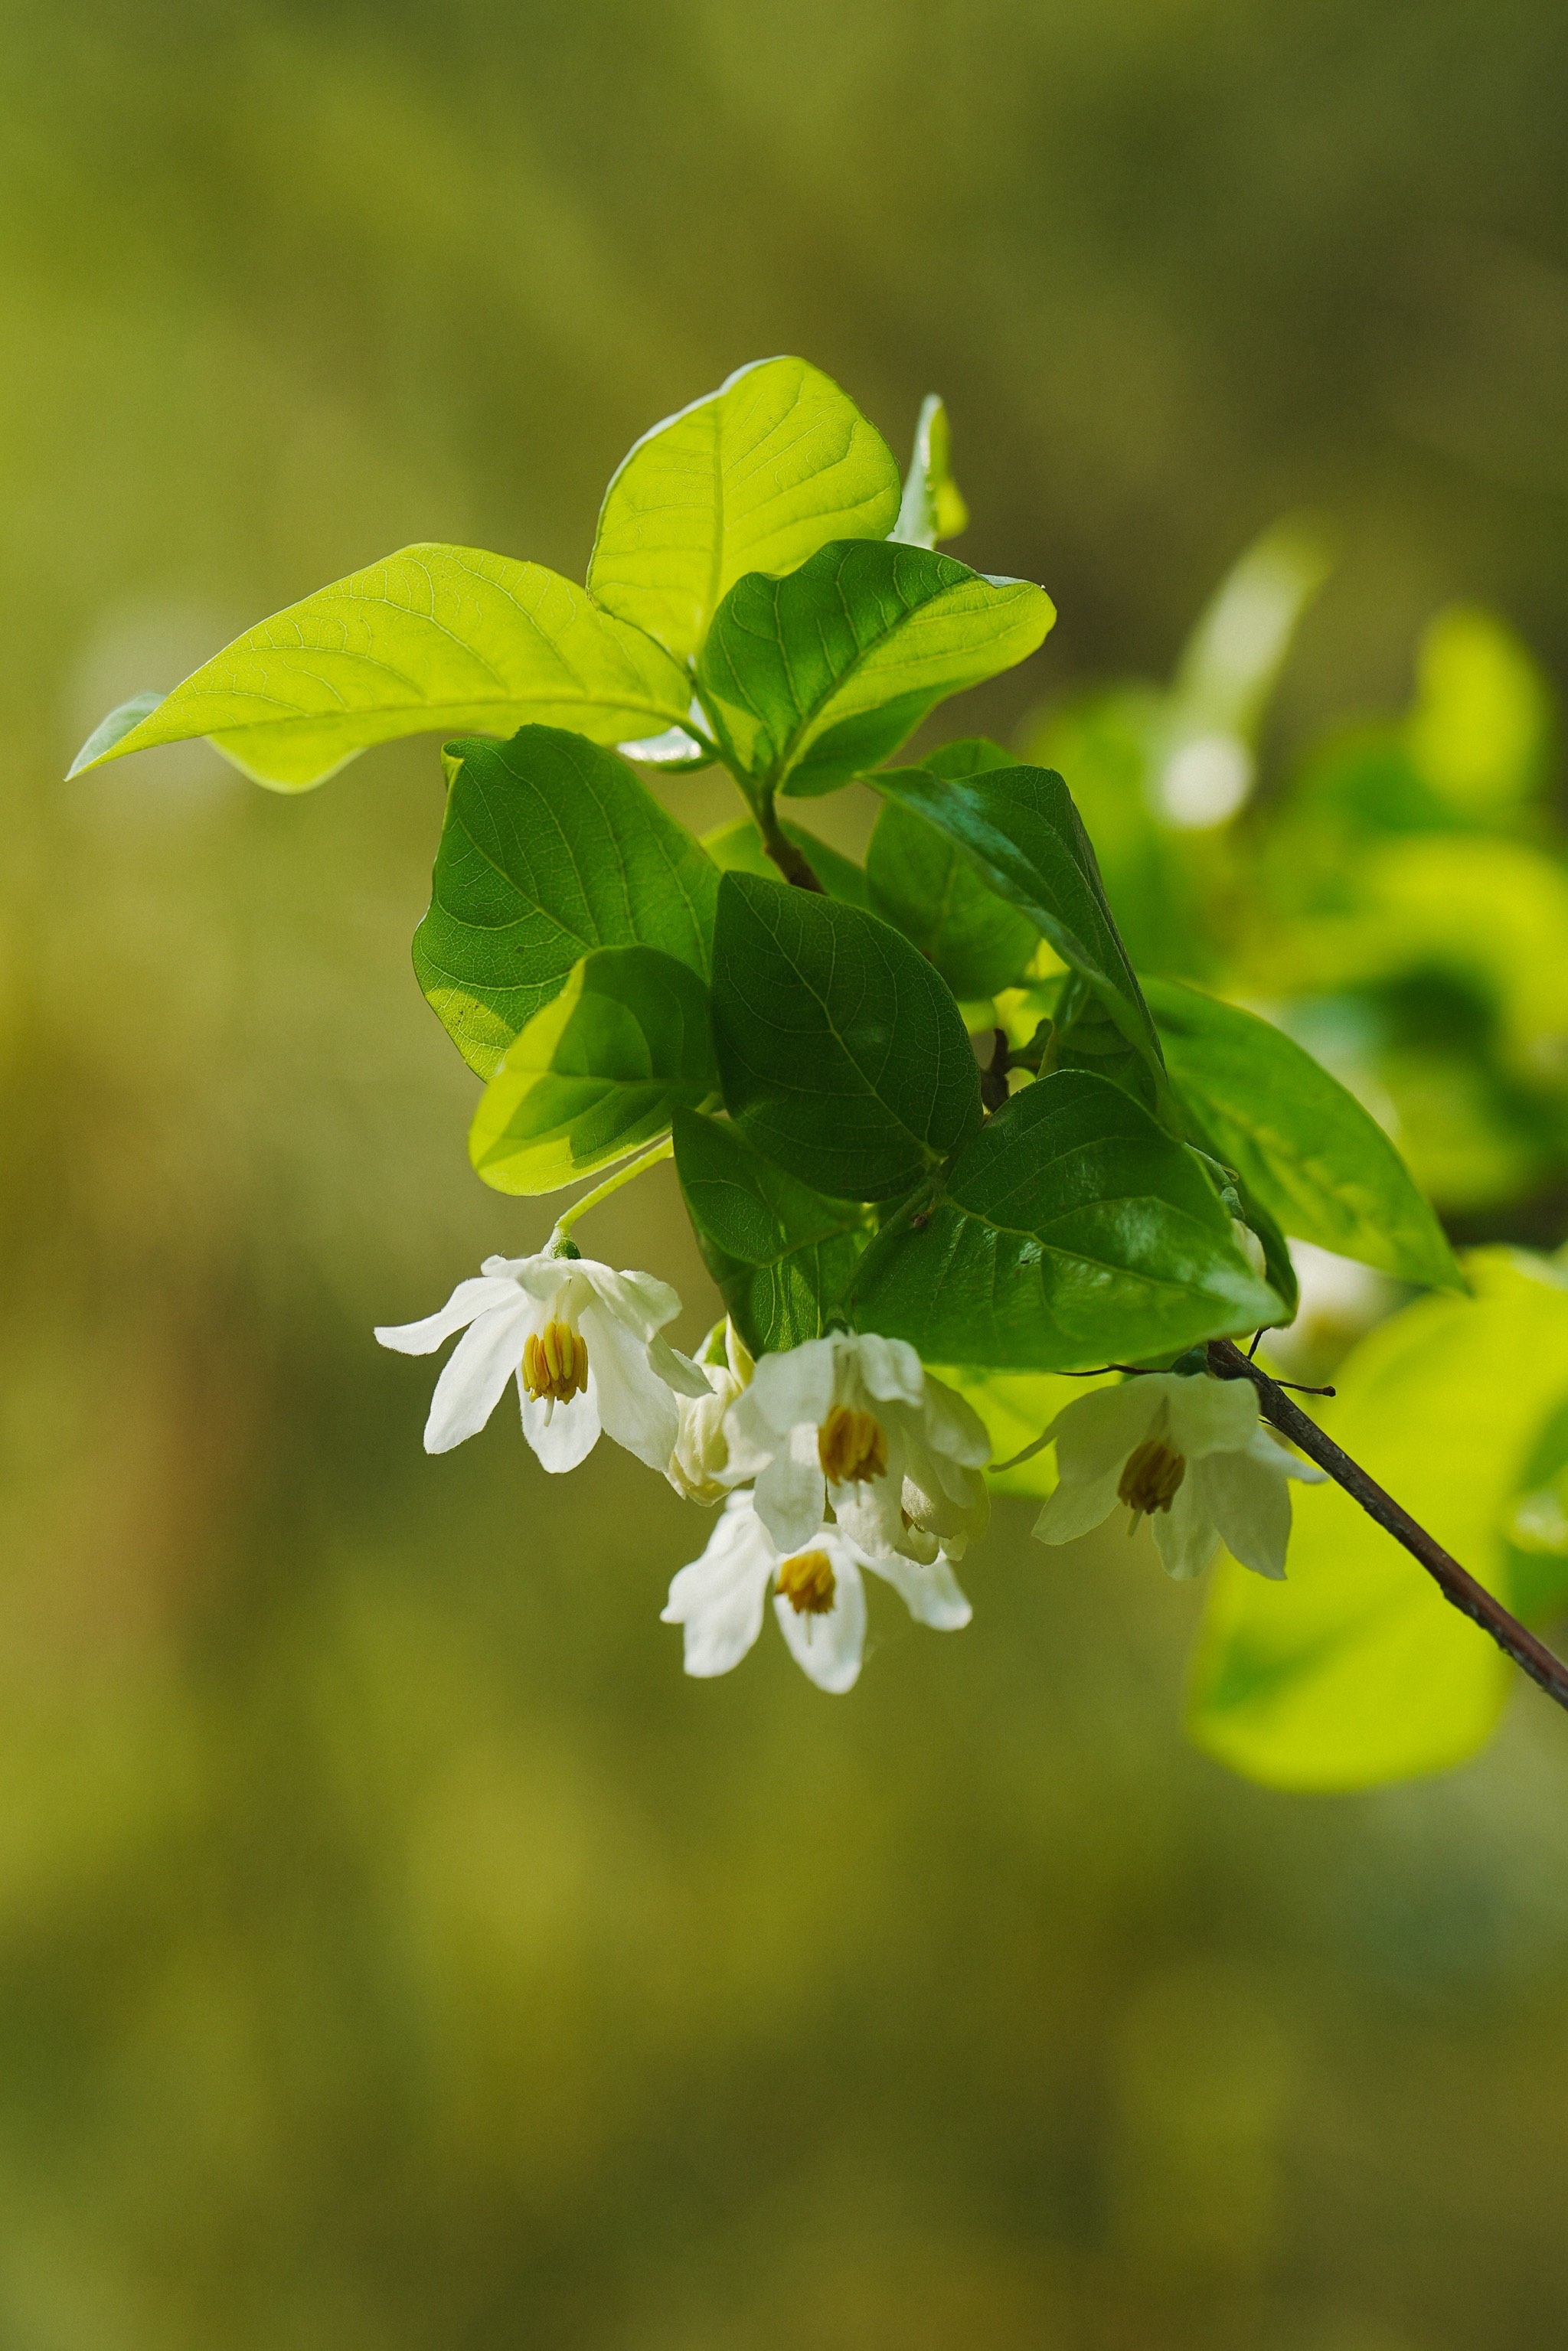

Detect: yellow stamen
[777, 1549, 837, 1615]
[1118, 1436, 1186, 1523]
[523, 1319, 587, 1404]
[818, 1404, 887, 1485]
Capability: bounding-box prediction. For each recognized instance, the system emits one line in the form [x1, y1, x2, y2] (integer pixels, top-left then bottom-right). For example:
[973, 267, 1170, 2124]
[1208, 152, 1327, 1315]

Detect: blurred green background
[5, 2, 1568, 2343]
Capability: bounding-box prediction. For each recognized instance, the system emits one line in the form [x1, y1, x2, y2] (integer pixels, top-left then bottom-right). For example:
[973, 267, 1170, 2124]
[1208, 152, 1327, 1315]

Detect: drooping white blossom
[1031, 1370, 1325, 1580]
[661, 1489, 972, 1693]
[720, 1331, 991, 1564]
[375, 1248, 708, 1473]
[665, 1319, 754, 1505]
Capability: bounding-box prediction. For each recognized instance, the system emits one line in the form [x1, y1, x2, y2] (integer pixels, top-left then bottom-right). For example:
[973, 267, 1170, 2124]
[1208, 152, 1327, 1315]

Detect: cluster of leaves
[75, 356, 1486, 1786]
[1019, 527, 1568, 1786]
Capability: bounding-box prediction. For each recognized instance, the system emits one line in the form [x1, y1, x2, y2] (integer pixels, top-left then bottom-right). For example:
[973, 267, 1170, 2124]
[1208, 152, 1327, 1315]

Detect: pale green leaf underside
[1187, 1249, 1568, 1790]
[469, 945, 717, 1196]
[586, 356, 903, 665]
[70, 545, 692, 792]
[1145, 976, 1462, 1291]
[892, 393, 969, 549]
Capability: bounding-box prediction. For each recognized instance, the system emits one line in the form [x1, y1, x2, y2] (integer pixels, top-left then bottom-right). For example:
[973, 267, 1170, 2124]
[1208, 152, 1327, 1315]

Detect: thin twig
[1207, 1337, 1568, 1715]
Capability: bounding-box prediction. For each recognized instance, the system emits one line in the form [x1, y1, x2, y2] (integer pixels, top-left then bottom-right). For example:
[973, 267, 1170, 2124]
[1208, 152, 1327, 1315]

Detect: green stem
[550, 1137, 675, 1247]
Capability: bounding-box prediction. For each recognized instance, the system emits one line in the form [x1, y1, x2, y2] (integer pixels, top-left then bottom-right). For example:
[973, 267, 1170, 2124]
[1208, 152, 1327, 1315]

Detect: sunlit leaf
[68, 545, 694, 792]
[874, 761, 1172, 1118]
[891, 393, 969, 549]
[848, 1071, 1282, 1370]
[413, 727, 720, 1079]
[697, 540, 1054, 797]
[710, 870, 982, 1202]
[586, 356, 902, 664]
[1406, 603, 1553, 818]
[673, 1109, 868, 1356]
[1144, 976, 1462, 1290]
[469, 946, 717, 1195]
[1187, 1249, 1568, 1790]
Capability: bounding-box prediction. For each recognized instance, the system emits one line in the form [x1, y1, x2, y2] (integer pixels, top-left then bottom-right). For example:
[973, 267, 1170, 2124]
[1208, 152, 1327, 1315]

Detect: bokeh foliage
[5, 1, 1568, 2345]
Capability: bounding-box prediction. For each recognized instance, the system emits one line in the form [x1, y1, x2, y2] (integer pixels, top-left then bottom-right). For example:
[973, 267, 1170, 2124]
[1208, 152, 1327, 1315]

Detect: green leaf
[697, 541, 1054, 797]
[67, 545, 694, 792]
[586, 357, 902, 665]
[848, 1070, 1282, 1370]
[469, 947, 717, 1196]
[866, 794, 1038, 999]
[710, 870, 982, 1202]
[701, 817, 871, 908]
[1143, 976, 1462, 1290]
[1406, 603, 1553, 819]
[874, 761, 1172, 1118]
[892, 394, 969, 548]
[673, 1109, 868, 1355]
[1187, 1249, 1568, 1789]
[412, 727, 720, 1080]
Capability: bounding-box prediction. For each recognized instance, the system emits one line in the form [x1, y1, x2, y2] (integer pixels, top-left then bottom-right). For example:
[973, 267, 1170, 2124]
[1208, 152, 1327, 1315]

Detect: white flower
[720, 1331, 991, 1564]
[661, 1490, 972, 1693]
[1030, 1370, 1325, 1580]
[665, 1320, 754, 1505]
[374, 1247, 709, 1473]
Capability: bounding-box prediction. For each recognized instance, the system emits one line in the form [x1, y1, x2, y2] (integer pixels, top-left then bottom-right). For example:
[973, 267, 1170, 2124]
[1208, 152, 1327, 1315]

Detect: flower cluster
[377, 1239, 1317, 1693]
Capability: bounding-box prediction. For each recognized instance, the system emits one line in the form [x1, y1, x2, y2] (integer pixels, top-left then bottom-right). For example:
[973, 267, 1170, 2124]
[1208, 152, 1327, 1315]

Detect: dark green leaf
[866, 795, 1038, 998]
[848, 1069, 1282, 1370]
[413, 726, 720, 1079]
[697, 540, 1053, 797]
[586, 357, 902, 664]
[673, 1109, 868, 1354]
[1144, 976, 1462, 1290]
[710, 870, 983, 1202]
[873, 761, 1173, 1118]
[469, 947, 717, 1196]
[701, 817, 871, 908]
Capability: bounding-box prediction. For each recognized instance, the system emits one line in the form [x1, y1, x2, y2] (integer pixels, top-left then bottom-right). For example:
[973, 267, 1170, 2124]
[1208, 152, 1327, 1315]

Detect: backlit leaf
[469, 946, 717, 1197]
[1187, 1249, 1568, 1789]
[697, 540, 1053, 796]
[891, 393, 969, 549]
[69, 545, 693, 792]
[586, 356, 901, 664]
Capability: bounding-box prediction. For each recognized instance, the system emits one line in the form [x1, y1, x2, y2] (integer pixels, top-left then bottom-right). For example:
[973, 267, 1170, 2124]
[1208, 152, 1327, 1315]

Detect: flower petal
[580, 1301, 679, 1471]
[662, 1495, 774, 1677]
[520, 1379, 602, 1473]
[920, 1372, 992, 1470]
[742, 1339, 837, 1439]
[1196, 1447, 1292, 1579]
[751, 1429, 828, 1553]
[374, 1275, 523, 1357]
[422, 1298, 534, 1453]
[1045, 1380, 1163, 1484]
[773, 1554, 867, 1693]
[647, 1334, 714, 1400]
[1031, 1464, 1126, 1545]
[1165, 1373, 1259, 1459]
[867, 1549, 972, 1631]
[583, 1261, 684, 1339]
[851, 1332, 926, 1409]
[1149, 1474, 1220, 1580]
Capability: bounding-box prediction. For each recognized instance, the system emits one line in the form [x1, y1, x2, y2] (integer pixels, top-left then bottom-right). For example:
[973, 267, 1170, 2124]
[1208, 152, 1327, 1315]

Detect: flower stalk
[1206, 1337, 1568, 1716]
